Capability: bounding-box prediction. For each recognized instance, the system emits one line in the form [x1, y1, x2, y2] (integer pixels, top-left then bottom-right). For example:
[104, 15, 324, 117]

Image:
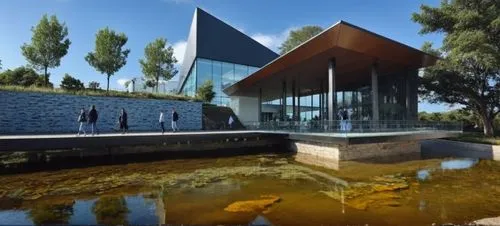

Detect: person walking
[159, 110, 165, 134]
[88, 105, 99, 136]
[119, 108, 128, 134]
[228, 115, 234, 130]
[171, 108, 179, 132]
[77, 108, 87, 136]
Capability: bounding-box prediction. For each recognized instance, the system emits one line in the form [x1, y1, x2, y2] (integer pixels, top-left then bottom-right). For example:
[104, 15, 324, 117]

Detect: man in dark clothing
[172, 108, 179, 132]
[88, 105, 99, 136]
[119, 108, 128, 134]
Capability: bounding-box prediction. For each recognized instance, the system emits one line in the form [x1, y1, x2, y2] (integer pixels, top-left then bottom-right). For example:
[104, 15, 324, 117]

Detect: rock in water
[224, 195, 280, 213]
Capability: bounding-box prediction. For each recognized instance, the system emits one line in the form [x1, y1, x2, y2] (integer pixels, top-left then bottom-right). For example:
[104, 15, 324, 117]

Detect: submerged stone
[224, 195, 280, 213]
[320, 174, 409, 210]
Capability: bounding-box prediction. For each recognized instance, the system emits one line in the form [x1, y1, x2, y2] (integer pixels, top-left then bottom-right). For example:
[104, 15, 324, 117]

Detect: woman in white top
[159, 110, 165, 134]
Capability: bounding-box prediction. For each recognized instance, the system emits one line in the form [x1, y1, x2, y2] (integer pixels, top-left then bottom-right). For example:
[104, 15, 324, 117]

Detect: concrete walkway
[0, 130, 461, 152]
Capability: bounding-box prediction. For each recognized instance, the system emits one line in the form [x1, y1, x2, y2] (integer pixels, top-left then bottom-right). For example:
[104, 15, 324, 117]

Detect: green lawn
[0, 85, 200, 102]
[446, 133, 500, 145]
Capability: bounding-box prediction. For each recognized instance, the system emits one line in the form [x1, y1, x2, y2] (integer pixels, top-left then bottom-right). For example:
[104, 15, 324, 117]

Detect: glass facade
[258, 70, 418, 122]
[180, 57, 259, 106]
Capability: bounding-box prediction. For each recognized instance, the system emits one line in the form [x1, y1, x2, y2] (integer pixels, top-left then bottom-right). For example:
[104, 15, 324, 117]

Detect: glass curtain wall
[378, 73, 408, 120]
[180, 58, 259, 106]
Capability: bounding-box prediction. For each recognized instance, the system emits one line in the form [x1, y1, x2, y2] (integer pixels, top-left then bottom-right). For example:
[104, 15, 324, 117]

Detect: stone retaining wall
[0, 91, 202, 134]
[339, 141, 420, 160]
[421, 139, 500, 161]
[290, 140, 421, 165]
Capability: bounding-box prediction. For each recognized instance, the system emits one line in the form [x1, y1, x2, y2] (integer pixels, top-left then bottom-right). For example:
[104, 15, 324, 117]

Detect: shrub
[60, 74, 84, 91]
[88, 81, 100, 91]
[0, 85, 199, 102]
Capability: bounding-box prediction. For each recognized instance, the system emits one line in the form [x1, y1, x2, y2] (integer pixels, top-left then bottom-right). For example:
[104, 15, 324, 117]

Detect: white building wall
[230, 96, 259, 124]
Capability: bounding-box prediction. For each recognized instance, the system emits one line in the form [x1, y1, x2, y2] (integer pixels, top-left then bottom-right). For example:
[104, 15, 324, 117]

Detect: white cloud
[173, 40, 187, 66]
[117, 78, 130, 88]
[250, 27, 296, 52]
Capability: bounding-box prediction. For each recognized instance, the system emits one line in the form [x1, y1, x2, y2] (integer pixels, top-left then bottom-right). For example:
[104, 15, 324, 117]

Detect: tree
[139, 38, 178, 93]
[0, 66, 49, 87]
[196, 80, 216, 103]
[21, 14, 71, 87]
[413, 0, 500, 136]
[85, 27, 130, 92]
[278, 26, 323, 55]
[88, 81, 100, 91]
[144, 79, 156, 92]
[60, 73, 84, 91]
[0, 58, 2, 70]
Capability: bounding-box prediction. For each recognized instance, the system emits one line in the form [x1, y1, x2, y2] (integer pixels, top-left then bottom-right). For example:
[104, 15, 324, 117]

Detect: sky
[0, 0, 456, 112]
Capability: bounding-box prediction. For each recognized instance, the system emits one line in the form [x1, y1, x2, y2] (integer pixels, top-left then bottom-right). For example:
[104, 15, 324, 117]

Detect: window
[196, 58, 212, 88]
[222, 62, 234, 89]
[248, 66, 259, 75]
[212, 60, 223, 104]
[234, 64, 248, 82]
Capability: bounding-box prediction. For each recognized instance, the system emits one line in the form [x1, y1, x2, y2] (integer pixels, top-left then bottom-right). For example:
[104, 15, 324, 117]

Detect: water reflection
[440, 158, 478, 170]
[417, 169, 430, 181]
[28, 201, 74, 225]
[417, 158, 478, 181]
[0, 155, 499, 225]
[250, 215, 274, 226]
[92, 196, 129, 225]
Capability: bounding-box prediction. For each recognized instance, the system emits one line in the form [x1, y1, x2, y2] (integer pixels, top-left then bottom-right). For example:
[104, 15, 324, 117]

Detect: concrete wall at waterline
[0, 91, 202, 134]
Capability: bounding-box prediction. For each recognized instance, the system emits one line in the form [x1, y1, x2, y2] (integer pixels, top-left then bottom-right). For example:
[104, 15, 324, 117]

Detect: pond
[0, 154, 499, 225]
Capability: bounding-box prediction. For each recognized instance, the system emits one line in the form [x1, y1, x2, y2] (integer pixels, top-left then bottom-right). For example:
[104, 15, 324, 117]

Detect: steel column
[328, 58, 336, 121]
[258, 88, 262, 122]
[371, 63, 379, 121]
[319, 80, 323, 120]
[292, 80, 296, 120]
[297, 79, 301, 121]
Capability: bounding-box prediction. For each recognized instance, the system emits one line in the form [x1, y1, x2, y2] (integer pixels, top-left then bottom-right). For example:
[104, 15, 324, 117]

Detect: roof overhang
[224, 21, 438, 100]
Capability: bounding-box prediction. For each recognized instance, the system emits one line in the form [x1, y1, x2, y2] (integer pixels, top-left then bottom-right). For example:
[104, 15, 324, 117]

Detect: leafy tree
[0, 58, 2, 70]
[85, 27, 130, 92]
[21, 14, 71, 87]
[144, 79, 156, 92]
[92, 196, 129, 226]
[139, 38, 178, 93]
[196, 80, 216, 103]
[413, 0, 500, 136]
[278, 26, 323, 54]
[60, 73, 84, 91]
[0, 66, 49, 87]
[88, 81, 100, 91]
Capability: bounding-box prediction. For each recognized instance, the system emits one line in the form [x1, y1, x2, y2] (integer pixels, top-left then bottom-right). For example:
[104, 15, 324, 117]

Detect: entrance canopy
[223, 21, 437, 102]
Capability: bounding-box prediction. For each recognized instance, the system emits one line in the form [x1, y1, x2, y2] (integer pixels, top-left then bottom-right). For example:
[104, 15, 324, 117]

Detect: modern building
[177, 8, 278, 106]
[179, 8, 438, 124]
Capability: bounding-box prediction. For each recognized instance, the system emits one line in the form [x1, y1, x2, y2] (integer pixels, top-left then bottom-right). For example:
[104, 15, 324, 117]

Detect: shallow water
[0, 154, 499, 225]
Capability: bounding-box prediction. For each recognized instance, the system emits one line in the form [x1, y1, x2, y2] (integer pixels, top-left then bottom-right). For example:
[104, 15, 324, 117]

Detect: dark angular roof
[178, 8, 279, 92]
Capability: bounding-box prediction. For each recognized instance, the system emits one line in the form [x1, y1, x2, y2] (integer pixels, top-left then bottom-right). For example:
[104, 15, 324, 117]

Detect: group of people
[76, 106, 179, 136]
[338, 107, 352, 131]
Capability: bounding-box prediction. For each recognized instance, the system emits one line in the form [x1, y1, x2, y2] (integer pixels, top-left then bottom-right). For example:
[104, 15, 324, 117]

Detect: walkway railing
[243, 120, 463, 134]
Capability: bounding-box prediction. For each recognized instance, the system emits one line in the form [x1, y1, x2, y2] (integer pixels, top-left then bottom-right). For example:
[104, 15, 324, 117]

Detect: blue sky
[0, 0, 455, 112]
